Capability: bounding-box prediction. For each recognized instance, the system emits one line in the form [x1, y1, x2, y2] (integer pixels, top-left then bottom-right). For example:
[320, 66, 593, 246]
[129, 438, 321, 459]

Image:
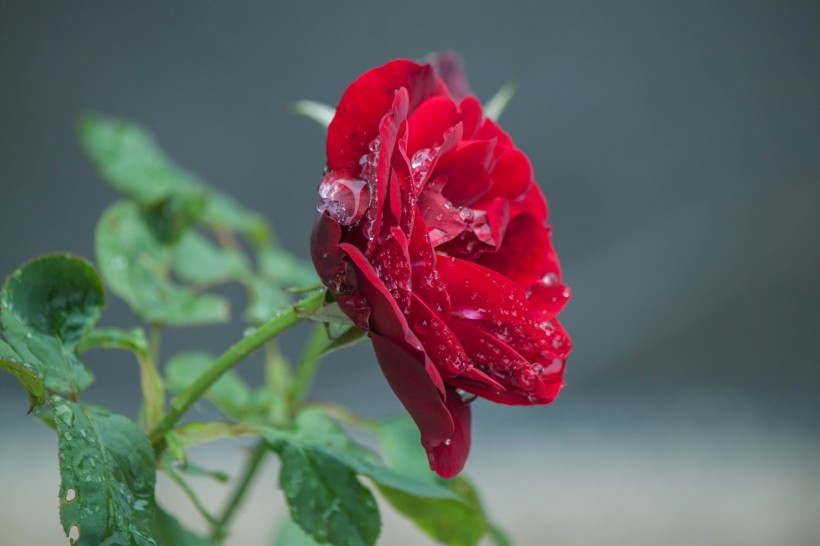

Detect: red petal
[409, 294, 467, 376]
[476, 215, 557, 290]
[310, 213, 370, 329]
[405, 96, 460, 157]
[458, 97, 483, 139]
[408, 211, 451, 318]
[328, 60, 446, 171]
[370, 334, 454, 450]
[425, 386, 471, 478]
[529, 283, 571, 322]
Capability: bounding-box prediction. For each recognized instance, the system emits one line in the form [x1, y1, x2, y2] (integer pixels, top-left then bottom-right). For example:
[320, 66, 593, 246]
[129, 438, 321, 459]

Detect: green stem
[290, 323, 329, 405]
[148, 290, 325, 447]
[211, 442, 268, 543]
[163, 466, 219, 526]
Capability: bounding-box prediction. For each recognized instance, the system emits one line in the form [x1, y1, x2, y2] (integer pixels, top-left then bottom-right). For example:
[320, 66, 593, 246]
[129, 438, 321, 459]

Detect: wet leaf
[202, 192, 270, 246]
[173, 422, 250, 448]
[260, 411, 470, 546]
[375, 416, 488, 546]
[53, 396, 157, 546]
[79, 113, 202, 206]
[172, 231, 249, 285]
[165, 351, 251, 417]
[96, 201, 229, 325]
[0, 340, 46, 412]
[0, 255, 103, 395]
[154, 505, 216, 546]
[266, 437, 381, 546]
[76, 327, 149, 356]
[258, 247, 318, 288]
[273, 518, 322, 546]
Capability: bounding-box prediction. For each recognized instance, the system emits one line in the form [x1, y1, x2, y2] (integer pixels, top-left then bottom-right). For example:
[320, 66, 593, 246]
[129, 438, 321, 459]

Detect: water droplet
[410, 147, 436, 191]
[542, 273, 559, 286]
[443, 438, 452, 446]
[317, 172, 371, 225]
[65, 488, 77, 503]
[457, 207, 474, 223]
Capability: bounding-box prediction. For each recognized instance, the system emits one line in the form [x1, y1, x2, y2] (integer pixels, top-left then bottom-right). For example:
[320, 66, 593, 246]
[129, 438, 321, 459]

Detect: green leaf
[244, 278, 293, 325]
[296, 300, 355, 327]
[201, 191, 270, 246]
[79, 113, 201, 206]
[96, 201, 229, 325]
[173, 422, 251, 448]
[0, 255, 103, 395]
[374, 417, 487, 546]
[165, 351, 251, 417]
[290, 100, 336, 129]
[274, 518, 322, 546]
[53, 396, 157, 546]
[258, 247, 319, 288]
[76, 327, 149, 356]
[269, 437, 381, 546]
[0, 340, 46, 412]
[154, 506, 217, 546]
[260, 411, 474, 546]
[483, 81, 518, 122]
[172, 231, 249, 285]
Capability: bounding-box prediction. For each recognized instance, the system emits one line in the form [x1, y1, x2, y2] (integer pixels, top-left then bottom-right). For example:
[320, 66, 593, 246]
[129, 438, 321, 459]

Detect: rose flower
[311, 56, 571, 478]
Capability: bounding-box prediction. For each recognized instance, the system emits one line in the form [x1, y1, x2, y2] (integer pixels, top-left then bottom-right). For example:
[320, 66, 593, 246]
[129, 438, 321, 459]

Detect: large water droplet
[410, 147, 436, 192]
[317, 172, 371, 225]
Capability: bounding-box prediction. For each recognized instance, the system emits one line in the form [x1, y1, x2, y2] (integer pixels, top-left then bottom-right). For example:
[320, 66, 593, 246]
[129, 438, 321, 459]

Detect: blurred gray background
[1, 1, 819, 545]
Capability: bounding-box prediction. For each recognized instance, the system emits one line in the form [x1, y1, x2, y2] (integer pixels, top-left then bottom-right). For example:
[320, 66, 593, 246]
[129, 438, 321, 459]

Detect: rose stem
[147, 289, 325, 447]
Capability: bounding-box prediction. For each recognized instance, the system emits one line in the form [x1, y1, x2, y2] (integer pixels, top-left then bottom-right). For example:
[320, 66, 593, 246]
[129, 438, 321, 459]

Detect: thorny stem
[148, 290, 325, 447]
[210, 442, 268, 543]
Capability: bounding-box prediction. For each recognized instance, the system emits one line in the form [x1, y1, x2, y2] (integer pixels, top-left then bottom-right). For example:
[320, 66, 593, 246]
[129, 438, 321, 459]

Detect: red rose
[311, 57, 571, 477]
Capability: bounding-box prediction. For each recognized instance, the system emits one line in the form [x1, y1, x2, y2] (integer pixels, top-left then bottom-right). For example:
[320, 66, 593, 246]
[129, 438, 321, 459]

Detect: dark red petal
[425, 51, 474, 102]
[339, 242, 416, 347]
[370, 334, 454, 450]
[405, 96, 460, 157]
[474, 117, 514, 149]
[365, 89, 410, 256]
[310, 213, 370, 329]
[417, 176, 466, 247]
[328, 60, 446, 171]
[437, 256, 551, 356]
[408, 211, 451, 318]
[409, 293, 467, 376]
[458, 97, 484, 139]
[370, 227, 412, 312]
[437, 139, 497, 206]
[472, 147, 533, 204]
[476, 215, 557, 290]
[425, 386, 471, 478]
[510, 182, 548, 224]
[529, 283, 571, 323]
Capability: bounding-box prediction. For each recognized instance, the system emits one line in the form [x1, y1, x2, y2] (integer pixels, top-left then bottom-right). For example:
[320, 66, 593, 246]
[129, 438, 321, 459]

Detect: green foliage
[262, 410, 486, 546]
[1, 111, 509, 546]
[165, 351, 252, 418]
[154, 506, 218, 546]
[96, 201, 231, 325]
[53, 396, 157, 546]
[0, 340, 46, 412]
[375, 416, 510, 546]
[1, 255, 103, 395]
